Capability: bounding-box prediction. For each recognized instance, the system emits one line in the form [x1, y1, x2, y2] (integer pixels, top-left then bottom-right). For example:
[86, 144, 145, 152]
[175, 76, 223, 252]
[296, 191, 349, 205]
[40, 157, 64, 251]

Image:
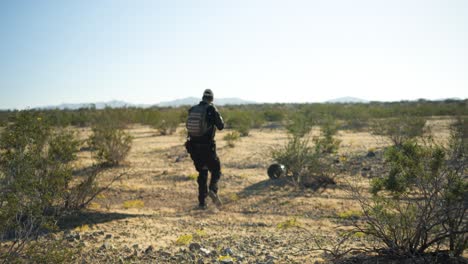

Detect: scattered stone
[199, 248, 211, 256]
[189, 242, 201, 252]
[361, 166, 371, 171]
[100, 242, 113, 251]
[223, 247, 234, 256]
[144, 245, 154, 254]
[235, 254, 245, 261]
[105, 234, 113, 239]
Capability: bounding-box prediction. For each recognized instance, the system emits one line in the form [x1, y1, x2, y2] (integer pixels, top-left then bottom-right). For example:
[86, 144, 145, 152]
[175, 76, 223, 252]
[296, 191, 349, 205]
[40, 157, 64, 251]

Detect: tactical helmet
[267, 163, 285, 179]
[203, 89, 213, 98]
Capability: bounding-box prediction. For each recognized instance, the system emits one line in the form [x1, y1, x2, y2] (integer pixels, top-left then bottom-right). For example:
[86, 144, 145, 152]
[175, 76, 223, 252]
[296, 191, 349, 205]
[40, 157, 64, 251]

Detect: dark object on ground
[267, 164, 285, 179]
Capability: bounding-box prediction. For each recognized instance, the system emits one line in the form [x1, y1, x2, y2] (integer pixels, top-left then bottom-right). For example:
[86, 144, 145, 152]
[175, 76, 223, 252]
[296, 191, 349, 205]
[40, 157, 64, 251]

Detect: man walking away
[185, 89, 224, 209]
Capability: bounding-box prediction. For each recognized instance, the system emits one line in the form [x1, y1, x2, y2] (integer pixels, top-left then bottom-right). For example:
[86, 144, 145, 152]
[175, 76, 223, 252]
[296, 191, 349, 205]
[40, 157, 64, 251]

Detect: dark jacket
[188, 101, 224, 143]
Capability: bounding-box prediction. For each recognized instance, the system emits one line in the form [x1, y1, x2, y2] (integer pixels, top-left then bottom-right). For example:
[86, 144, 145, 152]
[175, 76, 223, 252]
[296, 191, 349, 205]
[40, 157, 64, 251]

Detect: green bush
[314, 117, 341, 154]
[370, 116, 426, 146]
[153, 109, 183, 135]
[89, 124, 133, 166]
[0, 112, 128, 261]
[263, 107, 285, 122]
[225, 110, 253, 137]
[223, 131, 240, 148]
[354, 132, 467, 257]
[285, 113, 313, 138]
[271, 136, 333, 187]
[0, 112, 79, 258]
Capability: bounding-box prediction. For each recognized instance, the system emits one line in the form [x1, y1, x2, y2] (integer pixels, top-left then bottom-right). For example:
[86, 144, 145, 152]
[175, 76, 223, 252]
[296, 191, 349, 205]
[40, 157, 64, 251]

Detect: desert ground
[47, 119, 455, 263]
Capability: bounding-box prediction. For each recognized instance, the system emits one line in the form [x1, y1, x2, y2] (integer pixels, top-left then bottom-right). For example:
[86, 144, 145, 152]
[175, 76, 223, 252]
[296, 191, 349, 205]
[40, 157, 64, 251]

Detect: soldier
[185, 89, 224, 209]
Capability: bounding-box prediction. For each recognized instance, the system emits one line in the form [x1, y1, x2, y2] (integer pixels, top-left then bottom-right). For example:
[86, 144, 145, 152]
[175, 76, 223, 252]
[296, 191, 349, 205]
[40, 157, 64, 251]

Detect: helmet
[267, 163, 285, 179]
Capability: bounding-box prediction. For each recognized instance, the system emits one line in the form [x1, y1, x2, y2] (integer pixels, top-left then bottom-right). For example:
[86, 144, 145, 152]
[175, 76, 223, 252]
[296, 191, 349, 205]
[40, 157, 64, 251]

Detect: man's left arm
[212, 106, 224, 130]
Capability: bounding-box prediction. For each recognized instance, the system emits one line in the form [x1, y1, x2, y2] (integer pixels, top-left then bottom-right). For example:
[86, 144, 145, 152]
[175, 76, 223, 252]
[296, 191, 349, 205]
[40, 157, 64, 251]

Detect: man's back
[188, 101, 224, 143]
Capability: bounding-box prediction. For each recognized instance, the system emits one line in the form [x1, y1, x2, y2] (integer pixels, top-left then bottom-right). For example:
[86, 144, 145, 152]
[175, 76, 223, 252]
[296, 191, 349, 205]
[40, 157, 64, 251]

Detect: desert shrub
[448, 116, 467, 166]
[223, 130, 240, 148]
[89, 122, 133, 166]
[370, 116, 426, 146]
[285, 112, 314, 137]
[263, 107, 285, 122]
[0, 112, 128, 261]
[225, 110, 253, 136]
[154, 109, 183, 135]
[314, 117, 341, 154]
[271, 136, 334, 187]
[0, 112, 79, 259]
[353, 132, 467, 257]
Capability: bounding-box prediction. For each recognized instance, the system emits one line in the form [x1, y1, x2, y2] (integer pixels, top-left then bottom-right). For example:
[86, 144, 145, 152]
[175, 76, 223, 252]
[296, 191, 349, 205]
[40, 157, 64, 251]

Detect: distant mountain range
[39, 100, 149, 110]
[38, 97, 256, 110]
[32, 96, 466, 110]
[325, 97, 369, 103]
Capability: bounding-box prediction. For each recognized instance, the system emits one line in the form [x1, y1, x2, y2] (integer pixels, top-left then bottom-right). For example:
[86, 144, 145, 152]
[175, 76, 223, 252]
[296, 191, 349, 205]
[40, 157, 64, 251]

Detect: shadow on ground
[58, 211, 140, 231]
[239, 176, 337, 197]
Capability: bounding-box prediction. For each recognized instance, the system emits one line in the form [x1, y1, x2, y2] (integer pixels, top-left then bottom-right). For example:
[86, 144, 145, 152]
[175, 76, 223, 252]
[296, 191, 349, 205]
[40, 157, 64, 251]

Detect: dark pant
[188, 142, 222, 205]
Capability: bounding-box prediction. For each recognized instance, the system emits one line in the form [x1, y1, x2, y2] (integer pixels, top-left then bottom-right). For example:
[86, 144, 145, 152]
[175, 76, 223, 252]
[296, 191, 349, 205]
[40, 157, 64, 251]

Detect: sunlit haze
[1, 0, 467, 109]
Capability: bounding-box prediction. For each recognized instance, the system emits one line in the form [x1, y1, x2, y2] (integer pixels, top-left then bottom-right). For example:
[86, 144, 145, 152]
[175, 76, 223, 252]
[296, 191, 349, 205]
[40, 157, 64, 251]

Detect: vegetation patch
[123, 200, 145, 209]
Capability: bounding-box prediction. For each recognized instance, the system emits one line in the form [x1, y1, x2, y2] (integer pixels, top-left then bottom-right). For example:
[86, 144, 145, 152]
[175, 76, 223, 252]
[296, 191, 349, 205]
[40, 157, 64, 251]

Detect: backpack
[186, 104, 211, 137]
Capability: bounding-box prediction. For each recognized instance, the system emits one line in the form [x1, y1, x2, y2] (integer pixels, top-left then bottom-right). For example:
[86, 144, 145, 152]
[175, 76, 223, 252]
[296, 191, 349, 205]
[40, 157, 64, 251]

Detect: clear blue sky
[1, 0, 467, 109]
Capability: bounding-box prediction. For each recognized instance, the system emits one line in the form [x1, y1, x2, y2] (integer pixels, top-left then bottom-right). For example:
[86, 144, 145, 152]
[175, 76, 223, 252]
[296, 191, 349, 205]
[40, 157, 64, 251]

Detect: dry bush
[223, 130, 240, 148]
[351, 125, 467, 257]
[285, 112, 313, 138]
[271, 136, 335, 188]
[370, 116, 426, 146]
[0, 112, 127, 262]
[89, 123, 132, 166]
[314, 117, 341, 154]
[0, 112, 80, 260]
[154, 110, 183, 135]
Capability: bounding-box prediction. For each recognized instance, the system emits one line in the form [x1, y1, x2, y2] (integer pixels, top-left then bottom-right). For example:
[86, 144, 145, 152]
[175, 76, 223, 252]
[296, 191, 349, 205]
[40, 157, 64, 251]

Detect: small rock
[105, 234, 113, 239]
[197, 259, 204, 264]
[122, 245, 132, 253]
[132, 244, 140, 250]
[100, 242, 113, 251]
[366, 151, 376, 157]
[248, 249, 256, 255]
[199, 247, 211, 256]
[361, 166, 371, 171]
[223, 247, 234, 256]
[189, 242, 201, 252]
[145, 245, 154, 254]
[94, 230, 105, 236]
[266, 254, 278, 260]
